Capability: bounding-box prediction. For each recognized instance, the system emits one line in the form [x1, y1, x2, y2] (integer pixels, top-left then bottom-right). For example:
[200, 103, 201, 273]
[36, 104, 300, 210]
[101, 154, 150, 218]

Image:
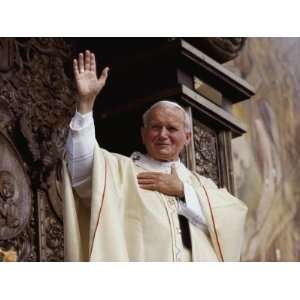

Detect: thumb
[98, 67, 109, 83]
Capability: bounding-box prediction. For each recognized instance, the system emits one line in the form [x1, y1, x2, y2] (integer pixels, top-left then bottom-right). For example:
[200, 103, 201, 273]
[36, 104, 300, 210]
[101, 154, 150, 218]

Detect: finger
[138, 184, 157, 191]
[137, 178, 156, 184]
[90, 53, 96, 73]
[73, 59, 80, 80]
[138, 172, 162, 177]
[78, 53, 84, 73]
[137, 174, 160, 181]
[98, 67, 109, 84]
[84, 50, 91, 71]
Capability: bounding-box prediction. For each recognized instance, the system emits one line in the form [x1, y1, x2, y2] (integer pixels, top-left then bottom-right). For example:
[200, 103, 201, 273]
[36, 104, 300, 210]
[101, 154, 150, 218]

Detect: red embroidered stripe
[201, 183, 224, 262]
[89, 157, 108, 258]
[192, 172, 224, 262]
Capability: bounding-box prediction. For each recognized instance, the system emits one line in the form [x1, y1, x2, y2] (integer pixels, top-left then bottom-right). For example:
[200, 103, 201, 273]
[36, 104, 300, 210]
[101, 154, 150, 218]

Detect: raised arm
[73, 50, 109, 114]
[65, 51, 109, 187]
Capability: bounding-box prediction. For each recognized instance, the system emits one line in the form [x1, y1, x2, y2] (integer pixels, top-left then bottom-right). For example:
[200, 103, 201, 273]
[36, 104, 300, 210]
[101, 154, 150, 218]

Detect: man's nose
[158, 127, 168, 138]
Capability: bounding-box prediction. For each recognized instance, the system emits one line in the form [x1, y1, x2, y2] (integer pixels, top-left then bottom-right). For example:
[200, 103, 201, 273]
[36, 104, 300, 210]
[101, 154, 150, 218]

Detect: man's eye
[168, 127, 177, 132]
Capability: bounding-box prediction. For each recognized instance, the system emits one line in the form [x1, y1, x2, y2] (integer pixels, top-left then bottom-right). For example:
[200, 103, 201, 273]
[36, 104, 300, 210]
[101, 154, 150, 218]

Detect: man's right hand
[73, 50, 109, 114]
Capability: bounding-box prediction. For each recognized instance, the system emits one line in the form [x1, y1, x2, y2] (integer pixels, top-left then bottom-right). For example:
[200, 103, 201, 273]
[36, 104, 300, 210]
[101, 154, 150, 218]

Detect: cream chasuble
[63, 144, 247, 262]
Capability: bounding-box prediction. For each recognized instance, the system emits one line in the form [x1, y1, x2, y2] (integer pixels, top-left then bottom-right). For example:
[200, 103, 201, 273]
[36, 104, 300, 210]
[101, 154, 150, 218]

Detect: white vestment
[62, 113, 248, 262]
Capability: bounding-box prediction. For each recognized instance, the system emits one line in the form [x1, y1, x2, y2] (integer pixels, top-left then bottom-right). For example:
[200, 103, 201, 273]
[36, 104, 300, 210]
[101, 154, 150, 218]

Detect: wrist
[77, 100, 94, 114]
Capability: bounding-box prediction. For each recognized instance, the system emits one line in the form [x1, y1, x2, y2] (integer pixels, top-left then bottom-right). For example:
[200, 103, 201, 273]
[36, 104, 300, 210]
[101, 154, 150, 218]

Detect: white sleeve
[65, 111, 96, 187]
[182, 182, 207, 225]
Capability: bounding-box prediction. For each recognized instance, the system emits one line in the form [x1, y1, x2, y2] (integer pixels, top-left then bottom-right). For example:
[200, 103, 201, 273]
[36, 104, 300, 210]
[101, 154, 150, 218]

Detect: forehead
[148, 106, 185, 124]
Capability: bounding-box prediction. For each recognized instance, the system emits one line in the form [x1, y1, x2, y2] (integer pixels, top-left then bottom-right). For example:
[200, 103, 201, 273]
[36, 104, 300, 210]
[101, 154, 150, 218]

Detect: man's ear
[185, 132, 192, 146]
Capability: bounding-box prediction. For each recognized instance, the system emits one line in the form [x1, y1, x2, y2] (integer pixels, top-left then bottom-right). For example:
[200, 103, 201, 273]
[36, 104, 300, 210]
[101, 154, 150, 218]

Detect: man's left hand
[137, 165, 184, 197]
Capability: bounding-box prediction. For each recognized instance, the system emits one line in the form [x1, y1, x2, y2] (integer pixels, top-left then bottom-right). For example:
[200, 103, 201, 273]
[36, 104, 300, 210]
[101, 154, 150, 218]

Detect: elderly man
[63, 50, 247, 262]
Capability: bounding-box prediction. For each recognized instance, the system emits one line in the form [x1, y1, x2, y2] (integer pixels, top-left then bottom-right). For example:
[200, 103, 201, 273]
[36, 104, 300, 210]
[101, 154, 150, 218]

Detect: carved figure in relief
[62, 50, 247, 262]
[0, 171, 20, 236]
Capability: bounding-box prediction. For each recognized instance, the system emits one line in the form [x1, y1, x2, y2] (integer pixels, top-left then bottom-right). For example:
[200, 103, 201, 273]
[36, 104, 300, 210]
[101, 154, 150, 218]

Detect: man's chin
[151, 152, 176, 162]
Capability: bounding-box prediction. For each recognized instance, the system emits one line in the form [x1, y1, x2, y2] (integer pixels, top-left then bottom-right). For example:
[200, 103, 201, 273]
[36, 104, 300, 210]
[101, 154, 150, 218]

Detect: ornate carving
[0, 171, 20, 236]
[0, 207, 37, 262]
[186, 38, 247, 63]
[45, 216, 64, 261]
[0, 38, 76, 183]
[0, 103, 15, 137]
[0, 100, 37, 261]
[0, 132, 32, 240]
[0, 128, 37, 261]
[193, 119, 220, 185]
[206, 38, 246, 62]
[46, 163, 63, 221]
[0, 38, 77, 261]
[0, 38, 16, 75]
[38, 190, 63, 262]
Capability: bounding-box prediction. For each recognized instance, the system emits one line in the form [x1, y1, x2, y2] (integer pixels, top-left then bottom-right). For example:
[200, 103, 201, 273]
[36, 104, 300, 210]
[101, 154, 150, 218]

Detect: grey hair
[142, 100, 192, 132]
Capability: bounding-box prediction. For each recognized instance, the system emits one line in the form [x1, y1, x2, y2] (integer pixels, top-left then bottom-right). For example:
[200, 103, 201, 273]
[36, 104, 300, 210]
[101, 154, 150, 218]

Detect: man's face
[141, 106, 191, 161]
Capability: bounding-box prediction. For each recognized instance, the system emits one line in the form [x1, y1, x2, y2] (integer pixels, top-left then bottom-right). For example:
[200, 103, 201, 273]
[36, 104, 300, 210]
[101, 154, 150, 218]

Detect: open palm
[73, 50, 109, 111]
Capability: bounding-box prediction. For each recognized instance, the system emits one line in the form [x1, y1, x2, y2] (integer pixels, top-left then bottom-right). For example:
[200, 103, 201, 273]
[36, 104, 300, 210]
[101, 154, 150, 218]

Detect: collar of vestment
[130, 151, 191, 181]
